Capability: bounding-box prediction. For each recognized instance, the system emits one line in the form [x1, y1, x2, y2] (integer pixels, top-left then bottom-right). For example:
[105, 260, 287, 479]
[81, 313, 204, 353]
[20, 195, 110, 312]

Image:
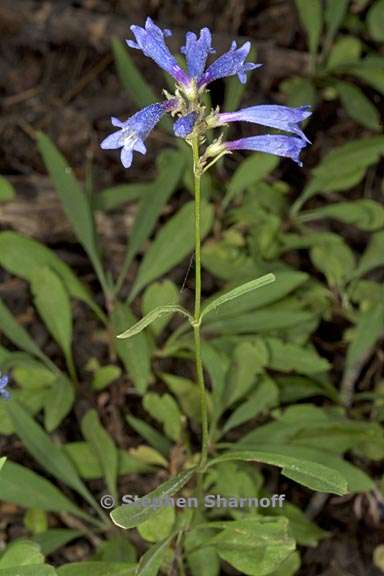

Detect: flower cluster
[101, 18, 311, 168]
[0, 372, 10, 400]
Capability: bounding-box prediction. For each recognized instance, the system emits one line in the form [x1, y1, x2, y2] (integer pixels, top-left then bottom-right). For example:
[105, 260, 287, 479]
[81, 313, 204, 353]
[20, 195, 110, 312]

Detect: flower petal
[198, 41, 261, 87]
[180, 28, 215, 79]
[218, 105, 312, 142]
[121, 147, 133, 168]
[100, 131, 122, 150]
[127, 17, 190, 85]
[173, 112, 198, 138]
[225, 135, 308, 166]
[0, 374, 9, 390]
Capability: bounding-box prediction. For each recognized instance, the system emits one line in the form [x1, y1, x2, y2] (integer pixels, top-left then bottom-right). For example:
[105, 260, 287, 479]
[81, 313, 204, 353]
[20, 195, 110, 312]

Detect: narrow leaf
[118, 305, 192, 339]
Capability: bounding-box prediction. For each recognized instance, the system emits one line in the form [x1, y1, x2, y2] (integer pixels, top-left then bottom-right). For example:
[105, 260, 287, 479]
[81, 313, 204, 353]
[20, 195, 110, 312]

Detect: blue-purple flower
[216, 105, 312, 142]
[101, 19, 311, 169]
[225, 135, 308, 166]
[0, 372, 10, 400]
[101, 100, 177, 168]
[127, 18, 190, 86]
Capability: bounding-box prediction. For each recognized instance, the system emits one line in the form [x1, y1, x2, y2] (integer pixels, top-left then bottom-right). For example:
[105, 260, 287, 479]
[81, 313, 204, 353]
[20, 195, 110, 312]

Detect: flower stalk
[191, 134, 209, 470]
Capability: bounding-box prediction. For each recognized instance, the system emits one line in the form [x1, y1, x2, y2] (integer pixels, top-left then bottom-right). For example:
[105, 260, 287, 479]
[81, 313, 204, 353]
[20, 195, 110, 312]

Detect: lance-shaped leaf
[0, 456, 6, 471]
[136, 534, 174, 576]
[111, 468, 195, 529]
[207, 450, 348, 495]
[200, 274, 275, 321]
[118, 305, 192, 339]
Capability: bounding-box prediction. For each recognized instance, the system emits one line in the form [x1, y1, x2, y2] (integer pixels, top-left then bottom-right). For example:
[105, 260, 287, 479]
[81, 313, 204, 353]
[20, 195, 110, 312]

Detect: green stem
[191, 135, 209, 470]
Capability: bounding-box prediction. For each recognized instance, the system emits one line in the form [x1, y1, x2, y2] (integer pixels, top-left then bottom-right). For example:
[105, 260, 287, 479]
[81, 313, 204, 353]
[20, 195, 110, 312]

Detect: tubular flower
[101, 100, 177, 168]
[173, 112, 198, 138]
[198, 41, 260, 87]
[225, 135, 308, 166]
[215, 105, 312, 142]
[101, 20, 311, 168]
[0, 372, 10, 400]
[127, 18, 190, 85]
[181, 28, 215, 80]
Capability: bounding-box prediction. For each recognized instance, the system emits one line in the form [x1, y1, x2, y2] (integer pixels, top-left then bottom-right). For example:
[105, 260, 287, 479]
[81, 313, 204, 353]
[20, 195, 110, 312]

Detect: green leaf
[223, 376, 279, 433]
[160, 373, 202, 423]
[143, 393, 182, 442]
[224, 154, 279, 207]
[310, 239, 355, 287]
[112, 37, 157, 107]
[136, 536, 173, 576]
[138, 507, 175, 543]
[23, 508, 47, 535]
[279, 76, 318, 109]
[208, 450, 348, 494]
[201, 274, 275, 321]
[57, 562, 136, 576]
[0, 176, 15, 202]
[92, 365, 121, 391]
[142, 280, 180, 337]
[33, 529, 81, 556]
[265, 338, 330, 374]
[346, 56, 384, 96]
[367, 0, 384, 41]
[336, 81, 381, 130]
[324, 0, 349, 44]
[0, 460, 90, 520]
[0, 457, 6, 471]
[95, 182, 147, 211]
[326, 36, 362, 70]
[30, 267, 73, 363]
[4, 400, 98, 512]
[44, 375, 74, 432]
[120, 150, 185, 274]
[204, 309, 314, 336]
[110, 468, 195, 529]
[300, 199, 384, 230]
[118, 305, 192, 340]
[111, 301, 152, 394]
[206, 517, 295, 576]
[130, 201, 214, 301]
[224, 341, 268, 408]
[0, 567, 56, 576]
[93, 535, 137, 563]
[354, 230, 384, 277]
[292, 137, 384, 213]
[126, 414, 171, 456]
[0, 232, 105, 322]
[0, 540, 44, 568]
[0, 298, 51, 367]
[294, 0, 322, 55]
[36, 132, 106, 292]
[81, 409, 118, 499]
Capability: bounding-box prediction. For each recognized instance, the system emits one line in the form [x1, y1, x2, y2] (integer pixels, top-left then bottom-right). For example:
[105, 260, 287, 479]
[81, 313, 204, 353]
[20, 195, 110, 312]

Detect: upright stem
[191, 135, 209, 470]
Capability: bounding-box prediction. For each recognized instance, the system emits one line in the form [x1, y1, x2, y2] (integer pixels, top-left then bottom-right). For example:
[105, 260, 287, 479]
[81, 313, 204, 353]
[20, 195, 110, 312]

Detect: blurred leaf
[81, 409, 118, 499]
[111, 468, 195, 529]
[0, 298, 51, 367]
[92, 365, 121, 391]
[279, 76, 318, 109]
[201, 274, 275, 321]
[224, 340, 268, 408]
[224, 154, 279, 207]
[57, 562, 136, 576]
[118, 305, 191, 340]
[223, 375, 279, 433]
[129, 445, 168, 467]
[294, 0, 322, 55]
[292, 136, 384, 213]
[143, 392, 182, 442]
[5, 401, 98, 512]
[202, 239, 260, 281]
[367, 0, 384, 41]
[138, 507, 175, 543]
[33, 530, 81, 556]
[300, 199, 384, 230]
[0, 456, 6, 471]
[136, 535, 173, 576]
[130, 201, 214, 300]
[44, 375, 74, 432]
[112, 37, 157, 106]
[37, 132, 106, 292]
[126, 414, 171, 455]
[112, 301, 152, 394]
[325, 0, 350, 44]
[95, 182, 147, 211]
[0, 461, 90, 520]
[161, 373, 201, 423]
[24, 509, 48, 535]
[0, 540, 44, 568]
[185, 526, 220, 576]
[265, 338, 330, 374]
[142, 280, 180, 337]
[30, 267, 73, 366]
[354, 231, 384, 277]
[206, 517, 295, 576]
[310, 239, 355, 287]
[0, 567, 56, 576]
[335, 81, 381, 130]
[0, 232, 105, 322]
[326, 36, 362, 70]
[345, 56, 384, 95]
[209, 450, 348, 494]
[0, 176, 15, 202]
[93, 535, 137, 563]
